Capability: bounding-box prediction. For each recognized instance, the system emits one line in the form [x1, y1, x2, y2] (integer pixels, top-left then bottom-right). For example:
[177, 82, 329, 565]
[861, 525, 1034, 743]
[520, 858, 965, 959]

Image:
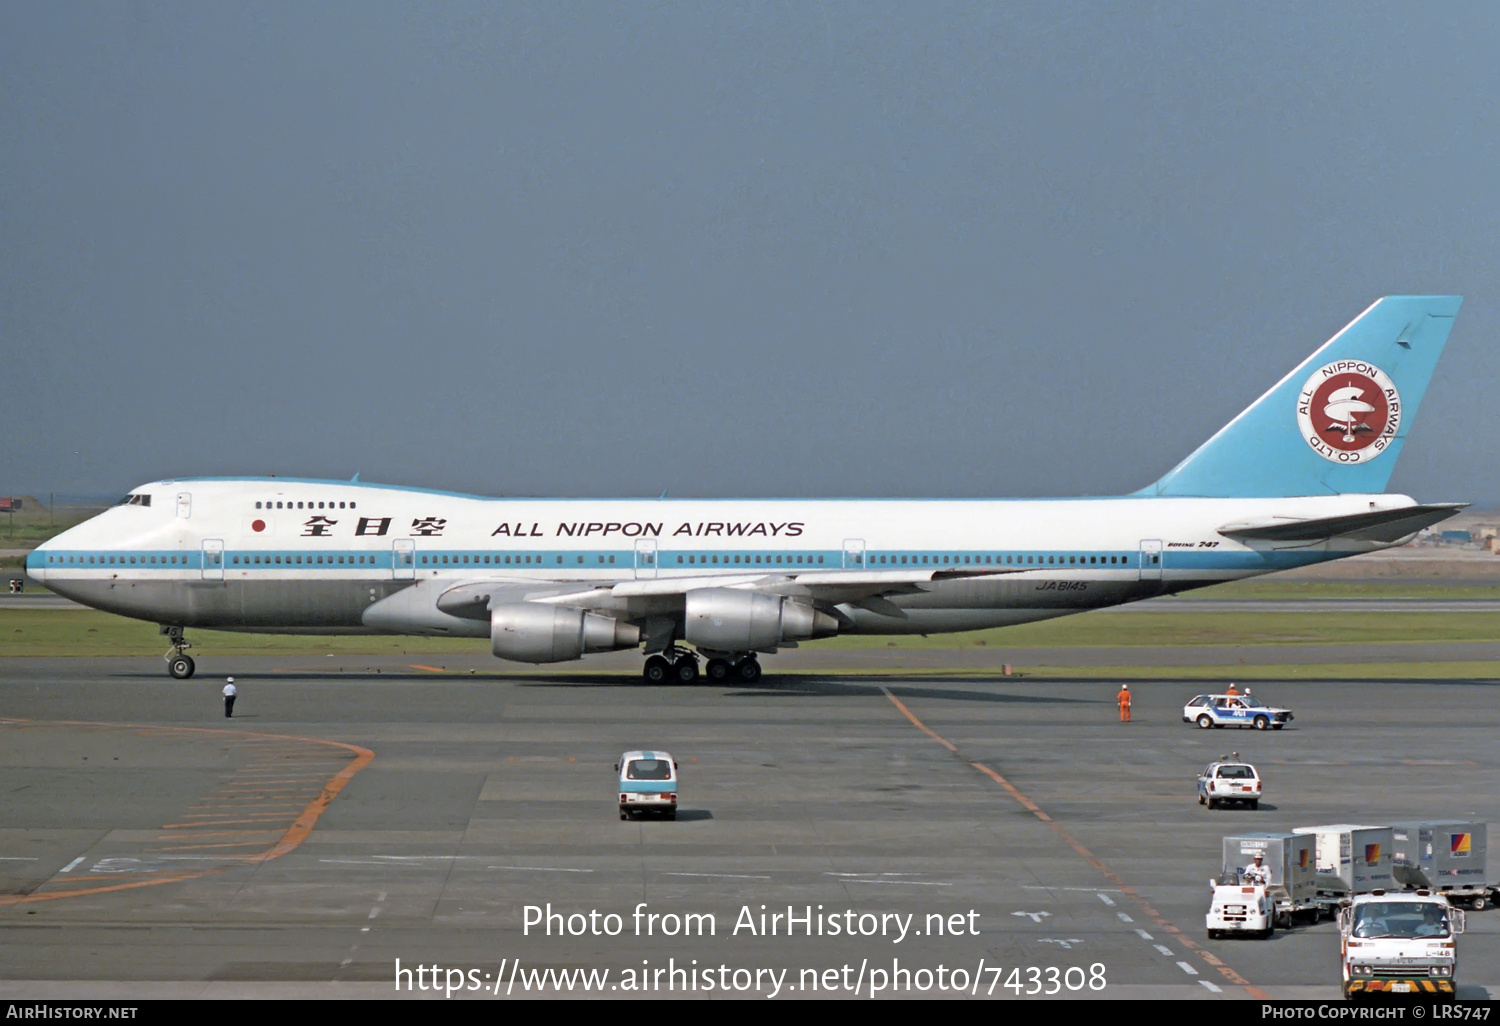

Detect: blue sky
[4, 2, 1497, 502]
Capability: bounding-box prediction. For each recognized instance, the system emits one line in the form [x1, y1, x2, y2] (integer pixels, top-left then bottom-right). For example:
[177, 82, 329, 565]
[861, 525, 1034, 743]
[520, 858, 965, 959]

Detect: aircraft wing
[434, 565, 1029, 621]
[1216, 503, 1466, 545]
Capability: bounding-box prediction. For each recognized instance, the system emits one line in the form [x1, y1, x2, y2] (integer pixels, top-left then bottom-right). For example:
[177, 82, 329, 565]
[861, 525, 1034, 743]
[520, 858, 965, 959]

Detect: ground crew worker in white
[1242, 852, 1269, 886]
[223, 677, 237, 718]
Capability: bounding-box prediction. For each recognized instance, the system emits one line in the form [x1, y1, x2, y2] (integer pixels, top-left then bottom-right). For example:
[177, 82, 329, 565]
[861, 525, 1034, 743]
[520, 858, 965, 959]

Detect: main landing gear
[641, 649, 761, 684]
[161, 625, 195, 679]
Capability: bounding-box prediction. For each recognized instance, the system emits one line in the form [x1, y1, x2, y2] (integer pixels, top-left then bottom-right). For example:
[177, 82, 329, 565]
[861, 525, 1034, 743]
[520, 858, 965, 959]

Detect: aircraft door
[201, 539, 224, 581]
[1139, 539, 1163, 581]
[843, 539, 866, 569]
[634, 539, 658, 579]
[176, 493, 192, 519]
[392, 538, 415, 580]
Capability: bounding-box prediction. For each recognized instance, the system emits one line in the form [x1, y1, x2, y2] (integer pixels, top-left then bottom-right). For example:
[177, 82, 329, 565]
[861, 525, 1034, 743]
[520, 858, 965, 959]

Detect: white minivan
[617, 750, 678, 820]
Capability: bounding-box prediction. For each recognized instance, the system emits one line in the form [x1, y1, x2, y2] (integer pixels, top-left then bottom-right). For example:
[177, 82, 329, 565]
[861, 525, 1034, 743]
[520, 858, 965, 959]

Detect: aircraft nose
[24, 547, 47, 584]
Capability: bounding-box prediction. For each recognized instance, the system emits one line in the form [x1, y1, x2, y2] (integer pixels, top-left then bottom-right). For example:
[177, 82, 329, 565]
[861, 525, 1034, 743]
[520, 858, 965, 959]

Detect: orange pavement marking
[154, 832, 281, 840]
[0, 717, 373, 907]
[409, 664, 446, 673]
[880, 689, 1268, 1000]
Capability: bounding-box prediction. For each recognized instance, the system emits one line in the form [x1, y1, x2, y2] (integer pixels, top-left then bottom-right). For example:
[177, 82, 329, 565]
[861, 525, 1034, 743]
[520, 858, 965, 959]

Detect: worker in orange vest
[1225, 683, 1240, 696]
[1117, 684, 1132, 723]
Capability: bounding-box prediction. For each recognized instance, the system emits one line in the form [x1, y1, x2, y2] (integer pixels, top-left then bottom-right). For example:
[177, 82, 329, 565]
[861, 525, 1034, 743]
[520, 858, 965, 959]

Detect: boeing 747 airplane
[27, 296, 1465, 683]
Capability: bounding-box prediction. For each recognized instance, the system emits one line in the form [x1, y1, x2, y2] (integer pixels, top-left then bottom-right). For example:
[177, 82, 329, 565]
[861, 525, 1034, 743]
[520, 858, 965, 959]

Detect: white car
[1183, 694, 1294, 731]
[617, 750, 678, 821]
[1197, 760, 1262, 810]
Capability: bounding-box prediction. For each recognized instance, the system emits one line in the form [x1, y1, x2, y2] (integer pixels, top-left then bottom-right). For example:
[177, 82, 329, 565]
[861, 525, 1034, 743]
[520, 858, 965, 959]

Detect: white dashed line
[1154, 944, 1175, 958]
[1117, 912, 1134, 923]
[1176, 961, 1198, 975]
[1135, 928, 1154, 941]
[487, 866, 594, 873]
[662, 872, 772, 880]
[1096, 893, 1116, 907]
[58, 857, 86, 874]
[1199, 980, 1223, 993]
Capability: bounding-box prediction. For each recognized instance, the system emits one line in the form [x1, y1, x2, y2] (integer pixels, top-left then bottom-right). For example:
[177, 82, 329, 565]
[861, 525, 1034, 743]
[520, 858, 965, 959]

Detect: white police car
[1182, 694, 1293, 731]
[1197, 759, 1262, 809]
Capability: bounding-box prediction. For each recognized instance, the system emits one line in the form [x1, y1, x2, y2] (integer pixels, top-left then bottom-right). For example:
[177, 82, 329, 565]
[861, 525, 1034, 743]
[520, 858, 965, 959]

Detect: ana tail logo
[1296, 361, 1401, 464]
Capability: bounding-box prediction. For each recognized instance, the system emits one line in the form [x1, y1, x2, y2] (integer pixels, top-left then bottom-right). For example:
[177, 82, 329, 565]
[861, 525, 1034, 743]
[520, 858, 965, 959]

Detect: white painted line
[1199, 980, 1223, 993]
[1176, 961, 1198, 975]
[368, 908, 381, 919]
[1117, 913, 1134, 923]
[377, 890, 388, 902]
[360, 927, 370, 933]
[487, 866, 594, 873]
[1096, 893, 1116, 907]
[1135, 928, 1153, 940]
[1154, 944, 1175, 958]
[0, 857, 39, 861]
[828, 872, 923, 877]
[843, 880, 953, 887]
[1021, 885, 1122, 893]
[58, 857, 85, 874]
[662, 872, 772, 880]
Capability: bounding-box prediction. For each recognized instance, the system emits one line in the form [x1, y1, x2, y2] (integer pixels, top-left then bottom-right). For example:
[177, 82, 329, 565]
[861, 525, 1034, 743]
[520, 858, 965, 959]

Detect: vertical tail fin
[1139, 296, 1461, 497]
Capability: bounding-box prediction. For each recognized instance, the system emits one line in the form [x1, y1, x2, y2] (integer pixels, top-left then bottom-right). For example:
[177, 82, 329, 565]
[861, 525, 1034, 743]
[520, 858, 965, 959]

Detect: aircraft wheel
[735, 658, 762, 683]
[642, 655, 671, 684]
[673, 656, 699, 684]
[1196, 714, 1213, 729]
[705, 658, 731, 682]
[168, 655, 195, 680]
[1254, 715, 1270, 731]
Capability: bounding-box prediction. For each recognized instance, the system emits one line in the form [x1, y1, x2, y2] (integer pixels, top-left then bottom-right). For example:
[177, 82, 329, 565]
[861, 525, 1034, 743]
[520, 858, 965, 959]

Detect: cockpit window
[625, 759, 672, 781]
[116, 494, 152, 507]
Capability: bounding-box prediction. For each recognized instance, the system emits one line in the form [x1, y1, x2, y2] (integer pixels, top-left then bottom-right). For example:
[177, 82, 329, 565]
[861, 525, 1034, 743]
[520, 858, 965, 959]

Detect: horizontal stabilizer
[1217, 503, 1466, 543]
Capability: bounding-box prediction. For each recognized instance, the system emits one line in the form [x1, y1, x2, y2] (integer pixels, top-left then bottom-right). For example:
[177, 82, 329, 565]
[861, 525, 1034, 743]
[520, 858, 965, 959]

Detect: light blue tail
[1139, 296, 1462, 498]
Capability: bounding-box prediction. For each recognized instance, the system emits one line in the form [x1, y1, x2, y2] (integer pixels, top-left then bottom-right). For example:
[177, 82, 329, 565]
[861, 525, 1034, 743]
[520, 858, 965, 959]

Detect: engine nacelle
[491, 604, 640, 663]
[683, 589, 838, 652]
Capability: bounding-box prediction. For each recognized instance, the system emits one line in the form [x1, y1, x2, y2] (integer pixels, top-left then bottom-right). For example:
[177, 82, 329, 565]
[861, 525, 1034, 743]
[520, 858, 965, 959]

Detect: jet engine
[491, 604, 640, 663]
[683, 589, 839, 651]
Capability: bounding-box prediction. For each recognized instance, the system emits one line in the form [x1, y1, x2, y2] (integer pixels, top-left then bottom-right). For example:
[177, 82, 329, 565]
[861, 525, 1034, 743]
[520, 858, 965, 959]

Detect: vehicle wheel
[1249, 799, 1259, 810]
[1207, 798, 1218, 810]
[1196, 714, 1213, 729]
[168, 655, 195, 679]
[1472, 895, 1486, 911]
[665, 809, 677, 821]
[705, 658, 731, 682]
[1254, 715, 1270, 731]
[1206, 929, 1219, 940]
[1272, 724, 1284, 731]
[642, 655, 671, 684]
[619, 810, 627, 821]
[735, 658, 762, 683]
[1198, 793, 1206, 806]
[673, 657, 699, 684]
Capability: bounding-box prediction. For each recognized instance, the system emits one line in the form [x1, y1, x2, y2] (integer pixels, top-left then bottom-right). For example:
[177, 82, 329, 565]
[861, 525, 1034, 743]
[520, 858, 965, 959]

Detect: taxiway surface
[0, 657, 1495, 1000]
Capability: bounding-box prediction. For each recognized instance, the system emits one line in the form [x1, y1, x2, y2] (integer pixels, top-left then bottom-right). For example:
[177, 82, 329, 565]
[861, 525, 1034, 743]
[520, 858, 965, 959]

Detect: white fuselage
[29, 478, 1420, 641]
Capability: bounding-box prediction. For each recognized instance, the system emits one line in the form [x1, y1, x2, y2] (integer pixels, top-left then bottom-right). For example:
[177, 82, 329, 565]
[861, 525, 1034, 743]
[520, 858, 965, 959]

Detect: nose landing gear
[161, 625, 195, 679]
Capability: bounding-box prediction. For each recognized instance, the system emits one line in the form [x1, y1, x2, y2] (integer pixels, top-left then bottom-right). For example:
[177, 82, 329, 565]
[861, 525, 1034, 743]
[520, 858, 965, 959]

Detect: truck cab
[1339, 891, 1463, 1000]
[616, 750, 678, 821]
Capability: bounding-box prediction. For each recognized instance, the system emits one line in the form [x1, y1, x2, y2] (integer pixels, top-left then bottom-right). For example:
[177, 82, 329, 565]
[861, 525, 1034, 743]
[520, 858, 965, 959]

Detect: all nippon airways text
[523, 902, 981, 943]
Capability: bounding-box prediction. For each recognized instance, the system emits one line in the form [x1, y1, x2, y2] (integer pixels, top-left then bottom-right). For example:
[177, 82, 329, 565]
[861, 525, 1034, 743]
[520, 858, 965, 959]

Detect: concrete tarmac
[0, 656, 1495, 1000]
